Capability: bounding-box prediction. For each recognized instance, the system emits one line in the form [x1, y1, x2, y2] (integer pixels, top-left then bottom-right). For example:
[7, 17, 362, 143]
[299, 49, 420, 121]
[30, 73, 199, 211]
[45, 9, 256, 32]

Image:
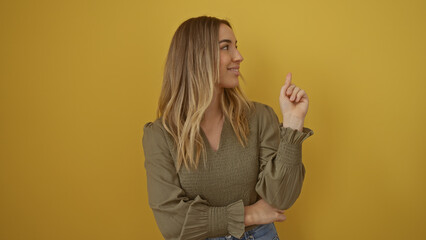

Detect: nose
[233, 49, 243, 63]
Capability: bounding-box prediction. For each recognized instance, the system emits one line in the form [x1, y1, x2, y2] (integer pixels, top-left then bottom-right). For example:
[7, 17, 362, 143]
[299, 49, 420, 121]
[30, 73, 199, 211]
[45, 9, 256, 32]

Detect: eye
[221, 45, 229, 50]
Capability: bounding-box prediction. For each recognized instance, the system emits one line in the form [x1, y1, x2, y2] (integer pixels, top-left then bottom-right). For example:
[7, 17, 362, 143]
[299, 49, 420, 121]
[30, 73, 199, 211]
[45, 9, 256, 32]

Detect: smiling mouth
[227, 67, 240, 76]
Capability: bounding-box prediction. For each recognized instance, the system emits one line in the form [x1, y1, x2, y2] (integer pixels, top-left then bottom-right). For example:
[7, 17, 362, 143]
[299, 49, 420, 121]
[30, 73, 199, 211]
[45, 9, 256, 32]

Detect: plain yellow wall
[1, 0, 425, 239]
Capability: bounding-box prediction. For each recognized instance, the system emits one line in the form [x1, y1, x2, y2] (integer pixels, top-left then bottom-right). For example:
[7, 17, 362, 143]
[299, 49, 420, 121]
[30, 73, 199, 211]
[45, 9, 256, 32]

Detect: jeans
[205, 223, 280, 240]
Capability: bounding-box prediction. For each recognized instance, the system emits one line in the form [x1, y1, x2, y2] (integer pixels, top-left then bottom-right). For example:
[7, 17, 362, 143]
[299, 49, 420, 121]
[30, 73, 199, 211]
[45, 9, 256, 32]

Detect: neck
[203, 86, 224, 123]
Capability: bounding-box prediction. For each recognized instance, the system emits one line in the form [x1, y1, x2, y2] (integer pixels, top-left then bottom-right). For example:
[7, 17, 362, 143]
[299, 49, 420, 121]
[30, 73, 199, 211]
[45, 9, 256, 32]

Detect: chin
[218, 78, 239, 89]
[230, 79, 240, 88]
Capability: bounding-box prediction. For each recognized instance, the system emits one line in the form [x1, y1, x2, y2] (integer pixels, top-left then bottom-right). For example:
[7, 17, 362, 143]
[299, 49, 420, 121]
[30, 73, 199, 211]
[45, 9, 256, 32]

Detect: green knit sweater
[142, 101, 314, 240]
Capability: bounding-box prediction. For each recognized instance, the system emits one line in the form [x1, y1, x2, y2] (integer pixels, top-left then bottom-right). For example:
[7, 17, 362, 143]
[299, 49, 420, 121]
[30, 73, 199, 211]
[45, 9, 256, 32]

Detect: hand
[244, 199, 286, 226]
[279, 73, 309, 120]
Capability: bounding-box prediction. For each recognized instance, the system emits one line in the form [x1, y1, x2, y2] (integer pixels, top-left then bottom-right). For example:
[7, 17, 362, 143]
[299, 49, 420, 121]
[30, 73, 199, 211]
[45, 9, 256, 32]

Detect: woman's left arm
[255, 73, 314, 210]
[254, 104, 314, 210]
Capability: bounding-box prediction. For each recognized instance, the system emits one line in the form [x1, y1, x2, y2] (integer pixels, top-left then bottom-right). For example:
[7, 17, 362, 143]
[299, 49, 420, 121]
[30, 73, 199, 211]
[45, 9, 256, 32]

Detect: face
[217, 23, 244, 89]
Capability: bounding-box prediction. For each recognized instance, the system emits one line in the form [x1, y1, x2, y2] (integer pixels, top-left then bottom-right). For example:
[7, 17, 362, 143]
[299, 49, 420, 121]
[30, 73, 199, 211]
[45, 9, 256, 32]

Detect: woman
[142, 16, 314, 240]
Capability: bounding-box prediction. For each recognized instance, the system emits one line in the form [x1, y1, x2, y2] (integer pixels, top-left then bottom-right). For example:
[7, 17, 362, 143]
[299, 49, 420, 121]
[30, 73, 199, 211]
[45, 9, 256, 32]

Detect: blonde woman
[142, 16, 314, 240]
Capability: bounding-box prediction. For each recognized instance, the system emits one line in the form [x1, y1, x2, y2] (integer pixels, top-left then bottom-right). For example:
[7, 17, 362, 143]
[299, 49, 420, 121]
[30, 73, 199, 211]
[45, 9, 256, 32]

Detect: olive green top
[142, 102, 314, 240]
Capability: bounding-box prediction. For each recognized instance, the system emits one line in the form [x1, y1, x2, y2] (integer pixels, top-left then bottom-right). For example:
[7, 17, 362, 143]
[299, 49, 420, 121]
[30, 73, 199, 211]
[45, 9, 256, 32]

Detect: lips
[227, 66, 240, 72]
[227, 66, 240, 76]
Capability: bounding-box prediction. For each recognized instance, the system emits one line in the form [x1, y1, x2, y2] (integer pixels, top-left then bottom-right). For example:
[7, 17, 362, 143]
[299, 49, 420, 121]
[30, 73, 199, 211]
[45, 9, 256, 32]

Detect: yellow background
[1, 0, 425, 239]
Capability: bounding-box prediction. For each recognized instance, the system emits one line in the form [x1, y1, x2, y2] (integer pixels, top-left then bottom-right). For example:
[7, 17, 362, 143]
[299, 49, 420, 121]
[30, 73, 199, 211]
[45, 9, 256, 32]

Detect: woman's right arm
[142, 121, 246, 240]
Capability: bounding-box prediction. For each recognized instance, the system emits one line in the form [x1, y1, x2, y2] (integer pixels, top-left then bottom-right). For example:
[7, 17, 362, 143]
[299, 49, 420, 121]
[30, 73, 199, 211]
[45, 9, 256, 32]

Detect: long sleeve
[254, 104, 314, 210]
[142, 121, 246, 240]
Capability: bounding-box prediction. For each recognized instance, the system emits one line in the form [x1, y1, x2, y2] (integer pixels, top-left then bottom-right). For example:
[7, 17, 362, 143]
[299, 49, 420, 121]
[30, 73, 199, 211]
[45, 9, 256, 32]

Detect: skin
[200, 23, 309, 227]
[200, 23, 243, 151]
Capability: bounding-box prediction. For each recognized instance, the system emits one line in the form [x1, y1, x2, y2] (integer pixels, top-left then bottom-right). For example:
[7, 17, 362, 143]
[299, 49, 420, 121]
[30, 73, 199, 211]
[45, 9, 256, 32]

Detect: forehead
[218, 23, 236, 41]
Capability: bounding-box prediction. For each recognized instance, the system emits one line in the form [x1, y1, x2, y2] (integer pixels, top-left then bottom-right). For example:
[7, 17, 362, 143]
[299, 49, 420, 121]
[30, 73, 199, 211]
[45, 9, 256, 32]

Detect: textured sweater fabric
[142, 101, 314, 240]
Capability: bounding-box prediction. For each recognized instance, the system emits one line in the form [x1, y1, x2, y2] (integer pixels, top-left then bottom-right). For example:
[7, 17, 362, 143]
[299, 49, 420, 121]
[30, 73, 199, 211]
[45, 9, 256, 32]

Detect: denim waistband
[207, 222, 277, 240]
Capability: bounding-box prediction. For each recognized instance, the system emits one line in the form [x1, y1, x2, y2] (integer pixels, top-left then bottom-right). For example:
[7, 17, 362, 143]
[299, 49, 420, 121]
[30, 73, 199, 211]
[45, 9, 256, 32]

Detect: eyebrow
[219, 39, 237, 44]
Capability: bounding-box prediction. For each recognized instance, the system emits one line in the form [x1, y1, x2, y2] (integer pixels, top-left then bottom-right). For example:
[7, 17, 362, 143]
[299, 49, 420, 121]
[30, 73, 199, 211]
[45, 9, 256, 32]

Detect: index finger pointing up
[283, 72, 292, 92]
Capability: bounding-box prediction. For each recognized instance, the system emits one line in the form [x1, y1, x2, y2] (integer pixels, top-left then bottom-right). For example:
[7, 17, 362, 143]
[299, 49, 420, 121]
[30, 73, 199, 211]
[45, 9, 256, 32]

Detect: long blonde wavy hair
[157, 16, 254, 172]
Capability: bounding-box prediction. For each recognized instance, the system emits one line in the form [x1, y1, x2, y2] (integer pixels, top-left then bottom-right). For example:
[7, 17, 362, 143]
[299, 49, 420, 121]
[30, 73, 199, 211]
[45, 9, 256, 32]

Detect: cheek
[219, 60, 226, 76]
[220, 53, 230, 67]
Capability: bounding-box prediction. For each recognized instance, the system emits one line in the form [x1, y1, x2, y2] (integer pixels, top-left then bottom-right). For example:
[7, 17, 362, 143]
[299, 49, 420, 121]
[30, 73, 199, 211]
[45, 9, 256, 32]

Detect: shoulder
[143, 118, 165, 135]
[250, 101, 279, 121]
[142, 118, 170, 148]
[251, 101, 274, 112]
[143, 117, 165, 132]
[142, 118, 176, 169]
[248, 101, 281, 132]
[248, 102, 281, 141]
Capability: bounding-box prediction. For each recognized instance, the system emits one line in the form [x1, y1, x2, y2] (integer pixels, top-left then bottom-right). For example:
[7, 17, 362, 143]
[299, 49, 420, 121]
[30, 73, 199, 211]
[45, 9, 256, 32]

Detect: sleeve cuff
[226, 200, 245, 238]
[279, 125, 314, 145]
[208, 199, 245, 238]
[180, 196, 245, 239]
[276, 126, 314, 166]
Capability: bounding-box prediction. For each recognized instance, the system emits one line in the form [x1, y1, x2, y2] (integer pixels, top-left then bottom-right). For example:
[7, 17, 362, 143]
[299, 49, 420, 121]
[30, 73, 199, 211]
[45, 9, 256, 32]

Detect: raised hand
[279, 73, 309, 129]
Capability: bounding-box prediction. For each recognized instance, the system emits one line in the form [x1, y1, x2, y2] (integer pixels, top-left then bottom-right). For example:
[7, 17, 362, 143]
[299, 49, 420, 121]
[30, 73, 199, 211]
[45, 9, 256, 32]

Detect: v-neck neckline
[200, 116, 227, 154]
